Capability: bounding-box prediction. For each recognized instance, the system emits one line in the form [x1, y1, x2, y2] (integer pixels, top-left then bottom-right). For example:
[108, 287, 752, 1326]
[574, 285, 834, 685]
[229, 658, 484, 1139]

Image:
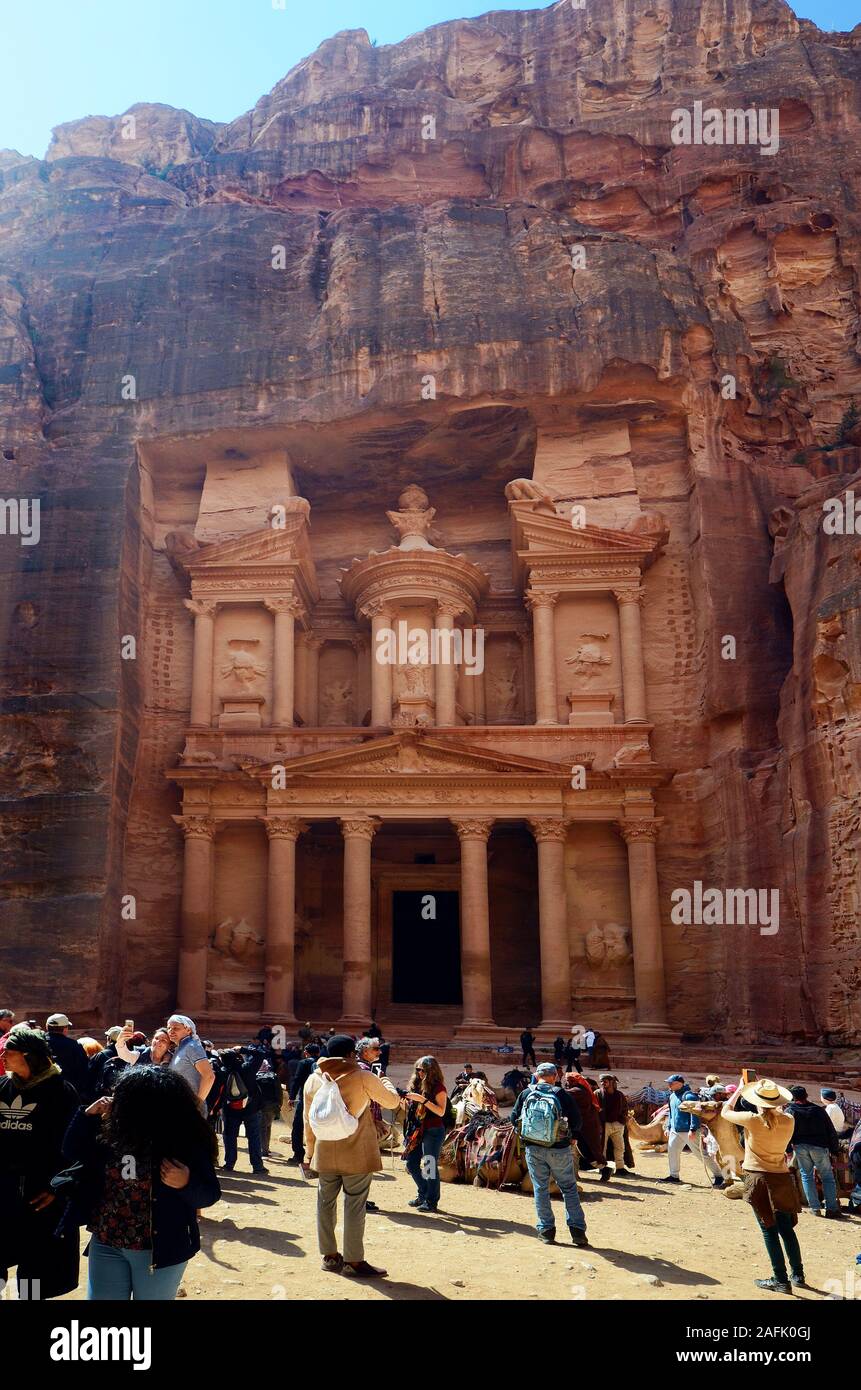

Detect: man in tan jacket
[303, 1034, 401, 1278]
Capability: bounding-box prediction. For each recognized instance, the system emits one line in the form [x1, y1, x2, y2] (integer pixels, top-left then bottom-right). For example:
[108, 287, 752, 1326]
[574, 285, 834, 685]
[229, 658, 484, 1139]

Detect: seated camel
[439, 1114, 526, 1188]
[454, 1077, 500, 1127]
[679, 1098, 745, 1186]
[627, 1105, 669, 1152]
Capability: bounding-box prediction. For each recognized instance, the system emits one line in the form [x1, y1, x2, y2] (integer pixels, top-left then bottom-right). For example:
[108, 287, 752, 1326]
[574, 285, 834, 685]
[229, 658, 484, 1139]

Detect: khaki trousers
[603, 1121, 627, 1169]
[316, 1172, 373, 1263]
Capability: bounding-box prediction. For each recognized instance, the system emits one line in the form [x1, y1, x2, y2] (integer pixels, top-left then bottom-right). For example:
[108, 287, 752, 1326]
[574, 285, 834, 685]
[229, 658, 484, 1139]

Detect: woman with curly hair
[403, 1055, 448, 1213]
[61, 1064, 220, 1300]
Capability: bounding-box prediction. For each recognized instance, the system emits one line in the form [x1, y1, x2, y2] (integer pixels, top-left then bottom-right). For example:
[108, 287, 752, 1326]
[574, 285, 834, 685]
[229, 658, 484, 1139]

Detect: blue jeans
[405, 1125, 445, 1208]
[223, 1107, 264, 1170]
[524, 1143, 587, 1234]
[794, 1144, 839, 1213]
[87, 1241, 187, 1300]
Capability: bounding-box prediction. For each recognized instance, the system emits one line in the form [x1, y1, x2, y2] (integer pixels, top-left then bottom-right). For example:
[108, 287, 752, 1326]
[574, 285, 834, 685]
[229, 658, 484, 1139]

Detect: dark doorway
[391, 890, 462, 1005]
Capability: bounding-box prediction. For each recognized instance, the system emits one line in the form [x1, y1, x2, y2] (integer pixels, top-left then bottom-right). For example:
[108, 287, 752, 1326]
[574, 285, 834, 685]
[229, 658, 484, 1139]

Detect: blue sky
[1, 0, 858, 159]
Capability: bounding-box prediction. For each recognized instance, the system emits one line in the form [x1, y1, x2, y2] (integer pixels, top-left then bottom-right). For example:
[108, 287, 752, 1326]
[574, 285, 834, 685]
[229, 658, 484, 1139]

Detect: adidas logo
[0, 1094, 37, 1131]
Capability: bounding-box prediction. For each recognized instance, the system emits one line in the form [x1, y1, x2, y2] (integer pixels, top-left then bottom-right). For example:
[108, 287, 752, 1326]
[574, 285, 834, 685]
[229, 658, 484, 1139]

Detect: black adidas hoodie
[0, 1071, 79, 1196]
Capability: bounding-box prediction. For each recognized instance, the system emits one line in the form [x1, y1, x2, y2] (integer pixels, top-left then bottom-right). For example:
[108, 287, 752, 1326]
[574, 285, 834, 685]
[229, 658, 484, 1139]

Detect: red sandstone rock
[0, 1, 860, 1048]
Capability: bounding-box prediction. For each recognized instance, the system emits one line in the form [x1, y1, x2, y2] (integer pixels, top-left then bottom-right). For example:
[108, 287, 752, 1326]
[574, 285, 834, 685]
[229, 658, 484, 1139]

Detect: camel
[679, 1099, 745, 1188]
[439, 1115, 526, 1188]
[627, 1109, 669, 1153]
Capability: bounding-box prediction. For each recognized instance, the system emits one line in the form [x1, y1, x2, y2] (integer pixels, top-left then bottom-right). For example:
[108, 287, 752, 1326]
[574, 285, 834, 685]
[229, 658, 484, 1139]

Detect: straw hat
[740, 1077, 792, 1108]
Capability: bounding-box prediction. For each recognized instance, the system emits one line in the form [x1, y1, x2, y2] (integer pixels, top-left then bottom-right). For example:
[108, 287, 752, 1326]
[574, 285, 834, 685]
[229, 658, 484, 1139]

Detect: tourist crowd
[0, 1004, 859, 1299]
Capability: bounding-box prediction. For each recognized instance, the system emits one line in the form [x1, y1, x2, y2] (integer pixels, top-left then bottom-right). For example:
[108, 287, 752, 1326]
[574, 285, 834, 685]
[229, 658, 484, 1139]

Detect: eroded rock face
[1, 0, 860, 1042]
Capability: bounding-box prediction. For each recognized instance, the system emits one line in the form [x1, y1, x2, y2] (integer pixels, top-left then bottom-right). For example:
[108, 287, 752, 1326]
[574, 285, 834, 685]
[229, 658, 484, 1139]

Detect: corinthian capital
[451, 818, 493, 842]
[340, 817, 381, 841]
[525, 589, 559, 611]
[612, 586, 644, 607]
[184, 598, 218, 619]
[261, 816, 308, 841]
[529, 818, 568, 843]
[360, 600, 393, 623]
[173, 814, 217, 842]
[265, 596, 303, 618]
[617, 818, 661, 844]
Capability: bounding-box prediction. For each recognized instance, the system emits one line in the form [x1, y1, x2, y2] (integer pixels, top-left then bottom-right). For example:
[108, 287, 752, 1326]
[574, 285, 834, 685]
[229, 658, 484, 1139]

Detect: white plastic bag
[308, 1073, 360, 1140]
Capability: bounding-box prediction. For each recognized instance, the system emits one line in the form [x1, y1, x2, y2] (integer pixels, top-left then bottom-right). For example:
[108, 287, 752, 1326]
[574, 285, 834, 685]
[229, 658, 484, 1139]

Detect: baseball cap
[535, 1062, 559, 1077]
[105, 1025, 123, 1041]
[665, 1073, 685, 1084]
[47, 1013, 73, 1028]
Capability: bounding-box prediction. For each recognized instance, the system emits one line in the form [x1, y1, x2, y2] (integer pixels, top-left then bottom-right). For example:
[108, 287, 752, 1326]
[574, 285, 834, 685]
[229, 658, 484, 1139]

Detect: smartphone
[125, 1019, 134, 1031]
[742, 1068, 757, 1084]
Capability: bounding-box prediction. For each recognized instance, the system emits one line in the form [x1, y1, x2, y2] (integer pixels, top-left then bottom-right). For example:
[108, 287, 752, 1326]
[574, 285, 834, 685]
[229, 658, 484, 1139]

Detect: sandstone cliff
[1, 0, 860, 1045]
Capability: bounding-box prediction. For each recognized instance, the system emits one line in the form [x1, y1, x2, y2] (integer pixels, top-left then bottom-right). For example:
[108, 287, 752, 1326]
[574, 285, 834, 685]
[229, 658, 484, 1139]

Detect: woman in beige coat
[303, 1034, 401, 1278]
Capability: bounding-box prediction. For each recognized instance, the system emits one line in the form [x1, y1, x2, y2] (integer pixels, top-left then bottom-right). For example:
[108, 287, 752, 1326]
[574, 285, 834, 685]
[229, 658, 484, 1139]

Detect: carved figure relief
[220, 645, 266, 690]
[566, 632, 612, 683]
[397, 663, 431, 697]
[491, 671, 519, 719]
[612, 740, 652, 767]
[212, 916, 265, 962]
[812, 616, 852, 725]
[320, 678, 354, 725]
[584, 921, 633, 972]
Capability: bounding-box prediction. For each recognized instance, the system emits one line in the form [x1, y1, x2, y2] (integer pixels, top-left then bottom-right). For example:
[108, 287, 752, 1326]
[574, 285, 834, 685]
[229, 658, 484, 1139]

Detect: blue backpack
[517, 1085, 568, 1146]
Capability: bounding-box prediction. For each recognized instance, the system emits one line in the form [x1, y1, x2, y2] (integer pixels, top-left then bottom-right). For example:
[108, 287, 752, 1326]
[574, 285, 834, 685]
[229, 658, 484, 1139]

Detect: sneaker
[219, 1164, 235, 1172]
[754, 1277, 791, 1294]
[321, 1253, 343, 1274]
[408, 1198, 424, 1208]
[599, 1167, 611, 1183]
[366, 1200, 380, 1213]
[343, 1261, 388, 1279]
[659, 1175, 681, 1183]
[824, 1209, 845, 1219]
[789, 1273, 807, 1288]
[614, 1168, 632, 1177]
[713, 1176, 727, 1189]
[252, 1166, 270, 1176]
[416, 1202, 438, 1213]
[569, 1227, 589, 1248]
[538, 1229, 556, 1244]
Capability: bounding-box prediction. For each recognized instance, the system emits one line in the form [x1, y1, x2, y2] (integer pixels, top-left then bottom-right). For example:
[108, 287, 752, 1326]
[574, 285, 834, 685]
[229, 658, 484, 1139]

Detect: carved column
[266, 597, 302, 727]
[472, 634, 487, 725]
[261, 817, 307, 1021]
[452, 819, 496, 1033]
[529, 818, 572, 1030]
[294, 634, 308, 725]
[526, 591, 560, 726]
[184, 599, 217, 727]
[435, 603, 459, 726]
[366, 603, 393, 727]
[173, 815, 216, 1015]
[614, 586, 648, 724]
[340, 817, 380, 1026]
[305, 636, 322, 726]
[618, 819, 668, 1026]
[351, 634, 369, 727]
[517, 630, 534, 723]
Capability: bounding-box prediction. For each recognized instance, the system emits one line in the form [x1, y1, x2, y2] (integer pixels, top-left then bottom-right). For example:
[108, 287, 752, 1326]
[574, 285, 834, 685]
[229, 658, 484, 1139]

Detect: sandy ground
[59, 1063, 861, 1302]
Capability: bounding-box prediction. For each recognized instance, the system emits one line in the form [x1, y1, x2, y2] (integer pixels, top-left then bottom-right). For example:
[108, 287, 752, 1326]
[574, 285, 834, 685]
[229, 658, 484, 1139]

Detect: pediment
[181, 501, 319, 602]
[185, 502, 311, 570]
[250, 731, 570, 783]
[508, 502, 658, 588]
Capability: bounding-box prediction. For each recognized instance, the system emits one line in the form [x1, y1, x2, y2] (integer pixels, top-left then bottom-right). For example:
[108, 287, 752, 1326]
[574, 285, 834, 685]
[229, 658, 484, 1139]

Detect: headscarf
[563, 1071, 601, 1109]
